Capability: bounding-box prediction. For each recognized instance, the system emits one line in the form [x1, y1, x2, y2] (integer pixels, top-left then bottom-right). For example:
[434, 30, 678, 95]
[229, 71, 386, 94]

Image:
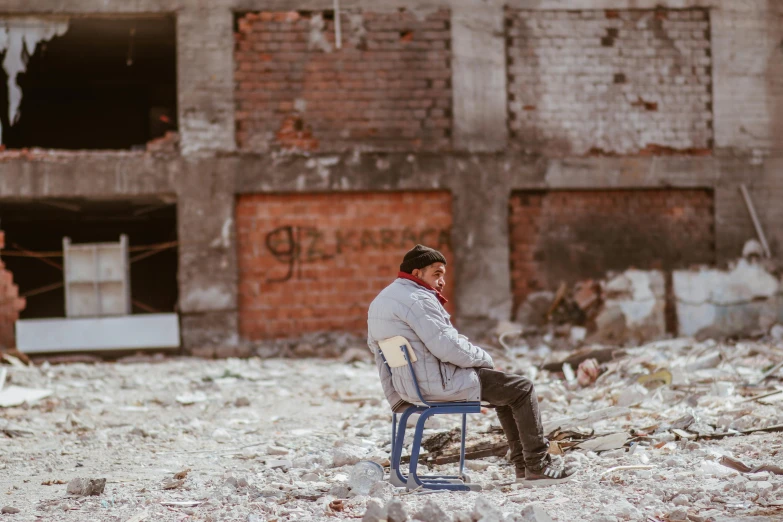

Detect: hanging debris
[0, 17, 69, 142]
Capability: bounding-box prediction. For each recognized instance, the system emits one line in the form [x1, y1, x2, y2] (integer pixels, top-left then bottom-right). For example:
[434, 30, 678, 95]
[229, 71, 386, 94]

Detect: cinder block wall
[236, 192, 453, 338]
[234, 9, 452, 153]
[506, 8, 713, 156]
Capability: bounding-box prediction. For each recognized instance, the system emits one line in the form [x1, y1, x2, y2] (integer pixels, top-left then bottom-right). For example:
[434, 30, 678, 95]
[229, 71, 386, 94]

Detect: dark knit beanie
[400, 244, 447, 274]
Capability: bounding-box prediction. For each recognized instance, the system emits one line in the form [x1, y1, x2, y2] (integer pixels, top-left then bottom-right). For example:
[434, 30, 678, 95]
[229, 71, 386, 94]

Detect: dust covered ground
[0, 338, 782, 521]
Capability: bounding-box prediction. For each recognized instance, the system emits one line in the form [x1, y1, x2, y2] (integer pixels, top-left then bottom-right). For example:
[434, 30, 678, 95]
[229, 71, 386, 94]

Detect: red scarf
[397, 271, 448, 305]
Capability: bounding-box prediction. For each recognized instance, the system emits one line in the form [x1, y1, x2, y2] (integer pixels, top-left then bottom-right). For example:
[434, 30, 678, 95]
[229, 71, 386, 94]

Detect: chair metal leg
[390, 406, 424, 487]
[405, 410, 478, 492]
[459, 413, 467, 478]
[405, 409, 432, 490]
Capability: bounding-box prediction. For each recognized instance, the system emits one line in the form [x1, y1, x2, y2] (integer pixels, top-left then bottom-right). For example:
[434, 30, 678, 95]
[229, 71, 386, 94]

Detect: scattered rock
[515, 291, 554, 326]
[472, 497, 503, 522]
[453, 512, 472, 522]
[368, 480, 395, 503]
[577, 358, 600, 387]
[267, 445, 290, 455]
[1, 506, 20, 514]
[385, 499, 408, 522]
[129, 427, 149, 437]
[161, 478, 185, 490]
[212, 428, 231, 442]
[66, 477, 106, 496]
[668, 508, 688, 521]
[672, 494, 689, 506]
[362, 499, 386, 522]
[519, 505, 554, 522]
[412, 500, 449, 522]
[465, 460, 491, 471]
[333, 446, 367, 467]
[234, 396, 251, 407]
[328, 484, 350, 498]
[265, 459, 292, 470]
[173, 468, 191, 480]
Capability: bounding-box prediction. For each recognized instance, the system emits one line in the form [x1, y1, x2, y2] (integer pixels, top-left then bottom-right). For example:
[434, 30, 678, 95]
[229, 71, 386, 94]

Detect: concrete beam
[451, 0, 508, 152]
[0, 153, 178, 198]
[177, 8, 236, 155]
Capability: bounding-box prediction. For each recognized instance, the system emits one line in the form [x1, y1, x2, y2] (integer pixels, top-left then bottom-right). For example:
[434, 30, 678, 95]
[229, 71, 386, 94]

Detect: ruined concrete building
[0, 0, 782, 355]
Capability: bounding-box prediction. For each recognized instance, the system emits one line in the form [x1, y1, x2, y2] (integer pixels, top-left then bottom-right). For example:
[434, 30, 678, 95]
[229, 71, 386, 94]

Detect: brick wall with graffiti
[236, 192, 453, 339]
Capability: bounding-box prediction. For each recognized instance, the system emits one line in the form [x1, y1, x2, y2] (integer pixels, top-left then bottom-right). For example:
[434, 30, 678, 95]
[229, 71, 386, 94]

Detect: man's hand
[392, 400, 413, 413]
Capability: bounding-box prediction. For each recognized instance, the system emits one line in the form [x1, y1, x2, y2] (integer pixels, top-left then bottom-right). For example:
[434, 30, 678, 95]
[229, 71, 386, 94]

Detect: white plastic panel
[15, 314, 181, 353]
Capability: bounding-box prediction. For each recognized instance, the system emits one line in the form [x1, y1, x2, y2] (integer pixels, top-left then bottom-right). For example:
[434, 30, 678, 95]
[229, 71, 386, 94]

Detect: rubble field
[0, 337, 782, 522]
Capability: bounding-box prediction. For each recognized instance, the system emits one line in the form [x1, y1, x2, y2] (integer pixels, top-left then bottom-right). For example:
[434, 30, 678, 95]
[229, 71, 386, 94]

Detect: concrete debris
[472, 497, 503, 522]
[576, 358, 600, 386]
[412, 500, 450, 522]
[362, 499, 386, 522]
[770, 323, 783, 341]
[514, 244, 783, 345]
[514, 291, 555, 327]
[66, 477, 106, 496]
[333, 445, 369, 467]
[367, 480, 395, 503]
[0, 350, 780, 519]
[518, 504, 554, 522]
[674, 257, 782, 339]
[0, 17, 69, 142]
[160, 477, 185, 490]
[385, 499, 408, 522]
[0, 385, 52, 407]
[594, 269, 666, 345]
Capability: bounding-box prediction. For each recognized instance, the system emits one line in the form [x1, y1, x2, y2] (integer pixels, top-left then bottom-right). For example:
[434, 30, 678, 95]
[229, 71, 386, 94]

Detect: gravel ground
[0, 342, 781, 522]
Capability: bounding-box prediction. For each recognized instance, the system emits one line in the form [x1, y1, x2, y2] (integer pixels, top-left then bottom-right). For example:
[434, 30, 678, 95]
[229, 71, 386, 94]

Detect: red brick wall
[237, 192, 453, 339]
[0, 232, 26, 349]
[234, 9, 452, 153]
[509, 190, 715, 311]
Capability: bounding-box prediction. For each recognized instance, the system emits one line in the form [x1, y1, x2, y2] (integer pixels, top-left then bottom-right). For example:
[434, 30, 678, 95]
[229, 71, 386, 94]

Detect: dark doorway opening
[0, 197, 178, 319]
[0, 16, 177, 150]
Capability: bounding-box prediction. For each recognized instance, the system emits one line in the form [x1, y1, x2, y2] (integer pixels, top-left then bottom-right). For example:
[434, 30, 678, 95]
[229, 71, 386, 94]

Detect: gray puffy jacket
[367, 278, 494, 407]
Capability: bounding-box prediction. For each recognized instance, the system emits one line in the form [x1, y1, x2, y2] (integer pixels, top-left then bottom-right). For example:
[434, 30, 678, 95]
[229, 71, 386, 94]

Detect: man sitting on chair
[367, 244, 574, 486]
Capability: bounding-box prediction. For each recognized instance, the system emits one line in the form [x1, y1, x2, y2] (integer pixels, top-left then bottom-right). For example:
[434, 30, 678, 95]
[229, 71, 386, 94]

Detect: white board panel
[16, 314, 180, 353]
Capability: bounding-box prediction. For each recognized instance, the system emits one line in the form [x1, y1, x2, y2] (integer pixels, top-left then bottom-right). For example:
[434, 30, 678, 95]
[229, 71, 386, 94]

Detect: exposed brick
[506, 8, 713, 156]
[0, 232, 26, 349]
[236, 192, 453, 339]
[234, 9, 452, 153]
[508, 190, 715, 314]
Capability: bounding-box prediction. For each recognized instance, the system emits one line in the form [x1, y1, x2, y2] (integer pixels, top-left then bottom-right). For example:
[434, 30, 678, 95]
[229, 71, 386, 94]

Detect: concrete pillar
[450, 0, 508, 152]
[177, 7, 236, 156]
[711, 2, 783, 157]
[176, 160, 240, 354]
[448, 157, 513, 334]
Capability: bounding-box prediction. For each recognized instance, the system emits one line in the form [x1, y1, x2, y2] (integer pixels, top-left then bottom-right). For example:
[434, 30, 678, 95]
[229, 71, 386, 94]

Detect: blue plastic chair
[378, 336, 482, 492]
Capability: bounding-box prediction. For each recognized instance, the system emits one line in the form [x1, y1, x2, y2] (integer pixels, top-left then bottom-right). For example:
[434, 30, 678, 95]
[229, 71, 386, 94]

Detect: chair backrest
[378, 336, 418, 368]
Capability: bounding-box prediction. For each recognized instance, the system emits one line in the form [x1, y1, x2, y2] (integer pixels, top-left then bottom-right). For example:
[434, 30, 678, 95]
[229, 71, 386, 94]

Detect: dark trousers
[478, 369, 548, 470]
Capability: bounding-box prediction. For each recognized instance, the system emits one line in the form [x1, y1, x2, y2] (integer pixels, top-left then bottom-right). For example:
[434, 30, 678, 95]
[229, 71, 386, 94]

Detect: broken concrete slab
[674, 258, 783, 338]
[0, 385, 52, 408]
[592, 270, 666, 345]
[66, 477, 106, 496]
